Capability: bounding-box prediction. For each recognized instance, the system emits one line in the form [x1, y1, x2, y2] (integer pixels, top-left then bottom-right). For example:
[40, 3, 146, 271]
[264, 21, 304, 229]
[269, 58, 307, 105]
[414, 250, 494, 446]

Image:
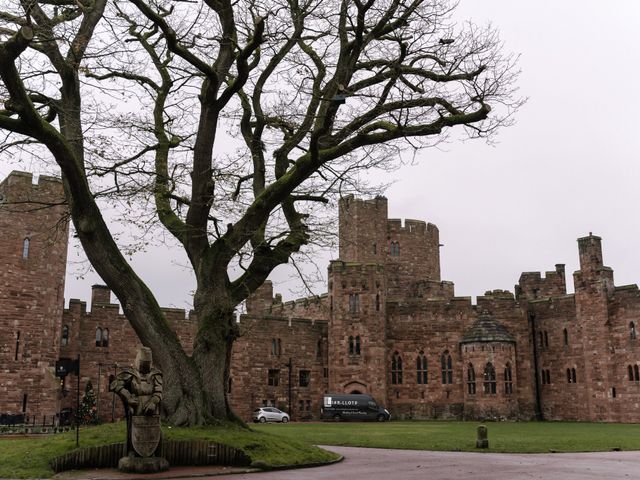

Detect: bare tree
[0, 0, 522, 425]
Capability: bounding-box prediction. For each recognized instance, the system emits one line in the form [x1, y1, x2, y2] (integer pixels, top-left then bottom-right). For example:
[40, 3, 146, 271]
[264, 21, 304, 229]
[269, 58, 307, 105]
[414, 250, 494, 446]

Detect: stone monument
[110, 347, 169, 473]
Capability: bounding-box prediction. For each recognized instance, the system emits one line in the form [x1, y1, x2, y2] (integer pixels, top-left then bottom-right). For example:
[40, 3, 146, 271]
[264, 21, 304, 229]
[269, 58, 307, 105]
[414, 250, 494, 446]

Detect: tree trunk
[191, 292, 240, 424]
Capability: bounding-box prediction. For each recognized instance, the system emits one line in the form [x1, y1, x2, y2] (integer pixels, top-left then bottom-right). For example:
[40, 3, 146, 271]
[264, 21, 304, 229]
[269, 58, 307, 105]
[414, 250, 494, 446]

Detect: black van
[321, 394, 391, 422]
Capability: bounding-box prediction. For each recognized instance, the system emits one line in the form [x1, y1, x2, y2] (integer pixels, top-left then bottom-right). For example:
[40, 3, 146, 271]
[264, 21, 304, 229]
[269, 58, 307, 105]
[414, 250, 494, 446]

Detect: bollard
[476, 424, 489, 448]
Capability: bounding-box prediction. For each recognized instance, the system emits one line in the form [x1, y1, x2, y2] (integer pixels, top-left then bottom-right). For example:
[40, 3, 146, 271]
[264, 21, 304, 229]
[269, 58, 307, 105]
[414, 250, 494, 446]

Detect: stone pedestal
[118, 455, 169, 473]
[476, 424, 489, 448]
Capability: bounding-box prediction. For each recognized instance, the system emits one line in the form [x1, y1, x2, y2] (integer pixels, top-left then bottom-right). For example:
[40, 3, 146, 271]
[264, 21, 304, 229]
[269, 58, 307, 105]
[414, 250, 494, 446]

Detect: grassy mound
[0, 422, 339, 479]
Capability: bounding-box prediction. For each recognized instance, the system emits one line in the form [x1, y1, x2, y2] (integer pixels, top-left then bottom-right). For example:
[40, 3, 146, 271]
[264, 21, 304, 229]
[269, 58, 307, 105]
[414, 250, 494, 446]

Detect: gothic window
[635, 365, 640, 382]
[483, 362, 497, 394]
[571, 368, 577, 383]
[268, 369, 279, 386]
[61, 325, 69, 346]
[391, 352, 403, 384]
[22, 238, 30, 259]
[349, 293, 360, 313]
[375, 293, 381, 311]
[544, 331, 549, 347]
[271, 338, 277, 356]
[372, 243, 377, 254]
[355, 335, 361, 355]
[102, 328, 109, 348]
[628, 365, 634, 381]
[348, 336, 355, 355]
[504, 363, 513, 395]
[441, 351, 453, 384]
[563, 328, 568, 346]
[316, 339, 322, 359]
[14, 331, 20, 361]
[95, 327, 103, 347]
[416, 352, 428, 384]
[566, 368, 571, 383]
[390, 241, 400, 257]
[277, 338, 282, 356]
[631, 322, 637, 340]
[299, 370, 310, 387]
[467, 364, 476, 394]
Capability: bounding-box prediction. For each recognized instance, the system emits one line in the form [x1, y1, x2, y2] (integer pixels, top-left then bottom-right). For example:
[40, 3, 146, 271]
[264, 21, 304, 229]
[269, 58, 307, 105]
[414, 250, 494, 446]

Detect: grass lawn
[253, 420, 640, 453]
[0, 422, 339, 479]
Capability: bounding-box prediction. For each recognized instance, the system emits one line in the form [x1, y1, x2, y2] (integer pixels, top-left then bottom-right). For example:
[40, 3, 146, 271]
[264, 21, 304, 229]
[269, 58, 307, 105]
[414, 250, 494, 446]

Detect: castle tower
[0, 172, 69, 419]
[573, 234, 614, 421]
[385, 218, 441, 300]
[327, 261, 388, 404]
[338, 195, 388, 263]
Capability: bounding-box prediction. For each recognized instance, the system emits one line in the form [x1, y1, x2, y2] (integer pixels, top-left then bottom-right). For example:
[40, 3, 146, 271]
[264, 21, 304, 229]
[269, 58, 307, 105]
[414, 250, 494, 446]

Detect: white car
[252, 407, 290, 423]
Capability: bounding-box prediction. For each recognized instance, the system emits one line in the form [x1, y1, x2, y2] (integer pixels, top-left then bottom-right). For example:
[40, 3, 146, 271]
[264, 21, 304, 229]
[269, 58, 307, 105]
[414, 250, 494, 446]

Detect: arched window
[375, 294, 380, 312]
[271, 338, 277, 356]
[467, 364, 476, 394]
[504, 363, 513, 395]
[571, 368, 577, 383]
[483, 362, 496, 394]
[391, 352, 403, 384]
[563, 328, 568, 346]
[22, 238, 30, 259]
[631, 322, 637, 340]
[95, 327, 102, 347]
[567, 368, 572, 383]
[545, 369, 551, 385]
[349, 294, 360, 313]
[355, 335, 361, 355]
[61, 325, 69, 346]
[277, 338, 282, 356]
[441, 351, 453, 384]
[316, 339, 322, 359]
[416, 352, 428, 384]
[635, 365, 640, 382]
[628, 365, 634, 381]
[102, 328, 109, 348]
[348, 336, 354, 355]
[544, 331, 549, 347]
[390, 241, 400, 257]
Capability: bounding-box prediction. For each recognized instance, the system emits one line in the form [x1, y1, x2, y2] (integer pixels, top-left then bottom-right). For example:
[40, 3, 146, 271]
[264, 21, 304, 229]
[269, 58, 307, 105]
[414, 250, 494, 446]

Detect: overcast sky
[2, 0, 640, 311]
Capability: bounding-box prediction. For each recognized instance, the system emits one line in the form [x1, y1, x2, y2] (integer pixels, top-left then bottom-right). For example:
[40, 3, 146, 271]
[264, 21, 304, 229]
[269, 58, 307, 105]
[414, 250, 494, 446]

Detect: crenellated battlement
[516, 264, 566, 300]
[0, 171, 65, 206]
[387, 218, 438, 236]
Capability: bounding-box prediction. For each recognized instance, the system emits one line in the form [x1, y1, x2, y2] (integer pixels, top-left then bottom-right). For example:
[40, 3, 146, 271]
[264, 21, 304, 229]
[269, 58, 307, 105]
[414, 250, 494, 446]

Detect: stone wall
[230, 315, 328, 421]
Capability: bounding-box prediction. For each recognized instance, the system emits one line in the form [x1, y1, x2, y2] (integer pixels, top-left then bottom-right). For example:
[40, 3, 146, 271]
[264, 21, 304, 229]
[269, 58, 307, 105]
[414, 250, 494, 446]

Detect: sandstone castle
[2, 171, 639, 423]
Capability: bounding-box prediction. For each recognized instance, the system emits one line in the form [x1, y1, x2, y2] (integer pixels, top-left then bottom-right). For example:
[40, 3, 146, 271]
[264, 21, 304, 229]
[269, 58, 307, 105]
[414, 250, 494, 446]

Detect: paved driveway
[214, 446, 640, 480]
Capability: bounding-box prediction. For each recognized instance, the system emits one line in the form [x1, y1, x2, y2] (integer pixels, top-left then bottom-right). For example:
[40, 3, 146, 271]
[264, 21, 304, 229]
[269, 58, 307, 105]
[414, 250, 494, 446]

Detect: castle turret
[0, 172, 69, 419]
[572, 234, 615, 421]
[327, 261, 387, 404]
[339, 195, 388, 263]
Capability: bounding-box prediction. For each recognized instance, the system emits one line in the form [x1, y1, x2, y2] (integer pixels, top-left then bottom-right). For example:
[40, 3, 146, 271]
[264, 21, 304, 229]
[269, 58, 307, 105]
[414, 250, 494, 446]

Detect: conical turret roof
[460, 311, 516, 344]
